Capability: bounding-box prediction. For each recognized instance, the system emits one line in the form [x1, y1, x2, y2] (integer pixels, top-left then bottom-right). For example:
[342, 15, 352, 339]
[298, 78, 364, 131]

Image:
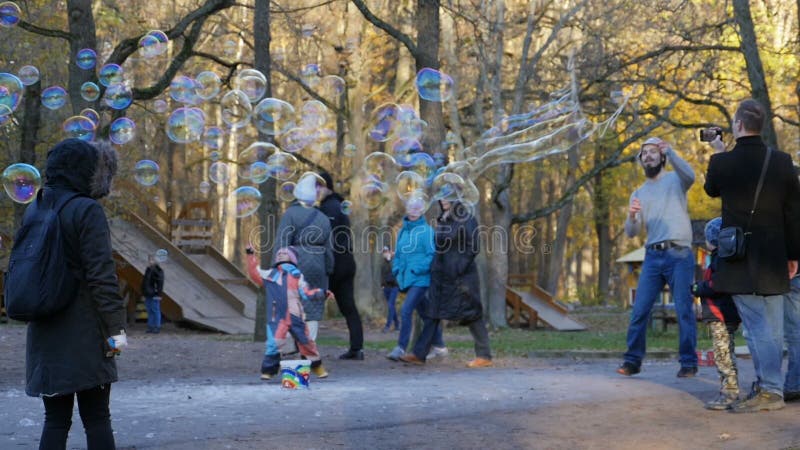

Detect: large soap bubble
[76, 48, 97, 70]
[209, 161, 230, 184]
[0, 1, 21, 28]
[278, 127, 312, 154]
[80, 81, 100, 102]
[195, 71, 221, 100]
[202, 126, 224, 150]
[230, 186, 262, 218]
[140, 30, 168, 58]
[363, 152, 397, 180]
[300, 100, 328, 129]
[368, 103, 399, 142]
[359, 178, 388, 210]
[415, 68, 454, 102]
[41, 86, 68, 110]
[169, 76, 199, 105]
[2, 163, 41, 204]
[109, 117, 136, 145]
[233, 69, 267, 103]
[103, 83, 133, 110]
[430, 172, 466, 202]
[166, 107, 205, 143]
[220, 89, 252, 129]
[308, 128, 336, 154]
[80, 108, 100, 127]
[134, 160, 159, 186]
[395, 171, 425, 200]
[266, 151, 298, 181]
[98, 64, 124, 87]
[63, 116, 97, 141]
[238, 142, 278, 179]
[320, 75, 346, 100]
[278, 181, 296, 202]
[0, 73, 24, 113]
[253, 98, 296, 136]
[17, 66, 39, 86]
[403, 190, 430, 216]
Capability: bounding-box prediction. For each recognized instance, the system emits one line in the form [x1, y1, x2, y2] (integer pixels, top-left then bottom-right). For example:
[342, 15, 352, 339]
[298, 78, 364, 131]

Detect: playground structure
[505, 274, 586, 331]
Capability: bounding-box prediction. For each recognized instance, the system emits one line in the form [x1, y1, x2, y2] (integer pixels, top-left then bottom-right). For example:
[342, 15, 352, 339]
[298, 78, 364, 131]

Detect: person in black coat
[319, 172, 364, 360]
[25, 139, 127, 448]
[704, 98, 800, 413]
[399, 199, 493, 367]
[141, 255, 165, 333]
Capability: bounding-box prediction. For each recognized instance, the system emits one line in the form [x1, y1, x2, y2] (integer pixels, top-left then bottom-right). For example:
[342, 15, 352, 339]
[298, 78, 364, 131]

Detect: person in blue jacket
[386, 196, 446, 361]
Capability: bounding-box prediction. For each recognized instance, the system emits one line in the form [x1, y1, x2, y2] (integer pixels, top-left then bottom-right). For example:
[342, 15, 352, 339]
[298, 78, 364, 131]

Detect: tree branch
[17, 20, 72, 41]
[351, 0, 418, 56]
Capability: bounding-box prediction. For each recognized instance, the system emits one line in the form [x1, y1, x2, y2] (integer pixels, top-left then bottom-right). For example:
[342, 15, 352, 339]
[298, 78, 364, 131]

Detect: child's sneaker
[466, 357, 493, 368]
[386, 346, 405, 361]
[311, 364, 329, 378]
[426, 346, 449, 360]
[260, 372, 274, 380]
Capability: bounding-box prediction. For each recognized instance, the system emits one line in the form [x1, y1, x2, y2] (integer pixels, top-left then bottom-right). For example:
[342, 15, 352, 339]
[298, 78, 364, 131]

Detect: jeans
[624, 246, 697, 368]
[145, 296, 161, 331]
[397, 286, 443, 350]
[331, 273, 363, 351]
[383, 286, 400, 330]
[734, 293, 785, 394]
[40, 384, 114, 450]
[783, 276, 800, 393]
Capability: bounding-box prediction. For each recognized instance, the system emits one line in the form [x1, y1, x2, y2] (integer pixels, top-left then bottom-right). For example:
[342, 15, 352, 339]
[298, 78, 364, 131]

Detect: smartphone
[699, 128, 722, 142]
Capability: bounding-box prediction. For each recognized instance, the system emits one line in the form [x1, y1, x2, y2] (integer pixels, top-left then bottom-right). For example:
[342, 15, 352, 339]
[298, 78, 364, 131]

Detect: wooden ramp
[506, 284, 586, 331]
[109, 212, 256, 334]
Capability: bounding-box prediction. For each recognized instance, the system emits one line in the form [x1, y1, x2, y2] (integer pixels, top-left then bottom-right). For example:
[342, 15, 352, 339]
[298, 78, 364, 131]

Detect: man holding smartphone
[617, 137, 698, 378]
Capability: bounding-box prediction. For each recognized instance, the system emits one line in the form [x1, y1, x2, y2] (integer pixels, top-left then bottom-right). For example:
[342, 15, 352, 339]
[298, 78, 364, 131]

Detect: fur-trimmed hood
[44, 139, 118, 199]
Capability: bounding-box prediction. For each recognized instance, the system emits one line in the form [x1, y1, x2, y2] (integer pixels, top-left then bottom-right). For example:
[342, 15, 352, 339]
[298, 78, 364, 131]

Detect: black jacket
[693, 250, 740, 324]
[424, 202, 482, 323]
[141, 264, 164, 297]
[319, 192, 356, 280]
[381, 258, 397, 287]
[26, 139, 125, 397]
[704, 136, 800, 295]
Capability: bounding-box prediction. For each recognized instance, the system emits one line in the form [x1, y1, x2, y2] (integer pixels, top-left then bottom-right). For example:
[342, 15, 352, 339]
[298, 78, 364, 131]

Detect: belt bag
[719, 147, 771, 261]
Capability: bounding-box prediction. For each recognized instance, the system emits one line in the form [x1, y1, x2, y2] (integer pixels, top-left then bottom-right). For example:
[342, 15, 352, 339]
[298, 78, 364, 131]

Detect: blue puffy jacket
[392, 216, 434, 290]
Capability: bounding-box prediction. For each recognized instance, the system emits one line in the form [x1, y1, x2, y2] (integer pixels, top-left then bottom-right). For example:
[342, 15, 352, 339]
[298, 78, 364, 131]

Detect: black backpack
[4, 190, 82, 321]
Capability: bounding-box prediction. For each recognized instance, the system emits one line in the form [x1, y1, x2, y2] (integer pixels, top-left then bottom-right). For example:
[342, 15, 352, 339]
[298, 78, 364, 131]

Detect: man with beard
[617, 137, 698, 378]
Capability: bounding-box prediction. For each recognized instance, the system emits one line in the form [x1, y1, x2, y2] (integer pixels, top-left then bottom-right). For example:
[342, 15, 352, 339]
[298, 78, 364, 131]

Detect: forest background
[1, 0, 798, 330]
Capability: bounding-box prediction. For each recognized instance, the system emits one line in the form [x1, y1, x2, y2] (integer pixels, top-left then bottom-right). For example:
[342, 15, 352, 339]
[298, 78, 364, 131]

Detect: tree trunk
[253, 0, 276, 341]
[14, 81, 42, 227]
[732, 0, 777, 148]
[486, 183, 512, 327]
[415, 0, 445, 153]
[67, 0, 98, 114]
[545, 146, 579, 295]
[593, 144, 612, 304]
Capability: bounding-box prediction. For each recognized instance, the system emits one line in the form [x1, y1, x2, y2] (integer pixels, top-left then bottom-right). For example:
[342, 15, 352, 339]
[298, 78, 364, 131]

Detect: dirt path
[1, 322, 799, 449]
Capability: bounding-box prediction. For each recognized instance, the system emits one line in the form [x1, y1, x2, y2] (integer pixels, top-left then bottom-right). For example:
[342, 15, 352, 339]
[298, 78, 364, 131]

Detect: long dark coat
[424, 203, 483, 323]
[704, 135, 800, 295]
[26, 139, 126, 397]
[319, 192, 356, 281]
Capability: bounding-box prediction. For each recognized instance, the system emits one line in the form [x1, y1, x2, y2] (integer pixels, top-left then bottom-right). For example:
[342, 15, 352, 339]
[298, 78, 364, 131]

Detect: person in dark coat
[319, 172, 364, 360]
[274, 172, 333, 340]
[399, 199, 493, 367]
[704, 98, 800, 413]
[141, 255, 164, 333]
[380, 246, 400, 332]
[25, 139, 127, 449]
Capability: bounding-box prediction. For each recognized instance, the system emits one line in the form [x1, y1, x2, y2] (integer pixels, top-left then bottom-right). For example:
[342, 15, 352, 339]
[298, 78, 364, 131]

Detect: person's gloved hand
[107, 330, 128, 356]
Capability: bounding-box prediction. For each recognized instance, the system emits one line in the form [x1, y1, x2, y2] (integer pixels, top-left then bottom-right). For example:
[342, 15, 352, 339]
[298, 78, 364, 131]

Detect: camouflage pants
[709, 321, 739, 394]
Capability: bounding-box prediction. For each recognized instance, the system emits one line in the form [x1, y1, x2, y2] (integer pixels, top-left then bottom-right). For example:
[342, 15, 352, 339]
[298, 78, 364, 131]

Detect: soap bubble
[0, 73, 23, 113]
[202, 126, 224, 150]
[340, 200, 352, 215]
[308, 128, 336, 154]
[17, 66, 39, 86]
[359, 179, 387, 210]
[301, 23, 316, 38]
[166, 107, 205, 143]
[220, 89, 252, 129]
[407, 152, 437, 182]
[415, 68, 454, 102]
[238, 142, 278, 178]
[300, 64, 321, 87]
[155, 249, 168, 263]
[368, 103, 398, 142]
[209, 151, 220, 162]
[278, 181, 296, 202]
[195, 71, 221, 100]
[266, 151, 298, 180]
[209, 161, 230, 184]
[98, 64, 124, 87]
[253, 98, 296, 136]
[103, 83, 133, 110]
[134, 159, 159, 186]
[301, 100, 328, 129]
[394, 118, 426, 141]
[320, 75, 346, 100]
[430, 172, 466, 202]
[169, 76, 199, 105]
[395, 171, 425, 200]
[230, 186, 262, 218]
[0, 1, 21, 28]
[233, 69, 267, 103]
[109, 117, 136, 145]
[248, 161, 270, 184]
[141, 30, 168, 58]
[80, 108, 100, 127]
[199, 181, 211, 195]
[391, 138, 423, 167]
[152, 99, 168, 113]
[277, 127, 311, 154]
[80, 81, 100, 102]
[62, 116, 96, 141]
[2, 163, 41, 204]
[41, 86, 68, 110]
[76, 48, 97, 70]
[403, 190, 430, 216]
[363, 152, 397, 179]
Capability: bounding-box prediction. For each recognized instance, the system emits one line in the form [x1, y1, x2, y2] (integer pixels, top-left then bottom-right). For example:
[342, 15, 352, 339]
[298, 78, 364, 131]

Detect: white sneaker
[426, 346, 449, 360]
[386, 346, 405, 361]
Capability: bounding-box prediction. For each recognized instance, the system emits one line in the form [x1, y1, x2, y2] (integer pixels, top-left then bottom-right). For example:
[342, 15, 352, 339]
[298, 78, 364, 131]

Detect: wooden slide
[506, 282, 586, 331]
[110, 211, 257, 334]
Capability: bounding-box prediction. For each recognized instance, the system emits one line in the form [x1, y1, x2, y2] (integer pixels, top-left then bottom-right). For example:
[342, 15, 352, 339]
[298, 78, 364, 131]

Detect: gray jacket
[274, 202, 333, 320]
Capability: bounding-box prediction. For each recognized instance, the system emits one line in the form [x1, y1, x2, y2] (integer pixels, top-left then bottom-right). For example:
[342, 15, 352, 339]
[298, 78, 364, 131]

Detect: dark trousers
[331, 273, 363, 351]
[412, 317, 492, 360]
[40, 384, 115, 450]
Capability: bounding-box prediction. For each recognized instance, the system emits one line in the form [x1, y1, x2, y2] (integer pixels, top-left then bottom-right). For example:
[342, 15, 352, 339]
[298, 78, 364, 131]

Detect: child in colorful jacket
[247, 246, 333, 380]
[691, 217, 741, 410]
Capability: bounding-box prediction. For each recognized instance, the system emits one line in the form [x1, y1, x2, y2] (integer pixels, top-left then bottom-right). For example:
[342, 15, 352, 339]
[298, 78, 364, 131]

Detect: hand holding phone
[699, 127, 722, 142]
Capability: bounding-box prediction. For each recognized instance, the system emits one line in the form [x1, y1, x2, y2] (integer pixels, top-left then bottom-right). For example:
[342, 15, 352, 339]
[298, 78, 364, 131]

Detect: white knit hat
[293, 173, 318, 204]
